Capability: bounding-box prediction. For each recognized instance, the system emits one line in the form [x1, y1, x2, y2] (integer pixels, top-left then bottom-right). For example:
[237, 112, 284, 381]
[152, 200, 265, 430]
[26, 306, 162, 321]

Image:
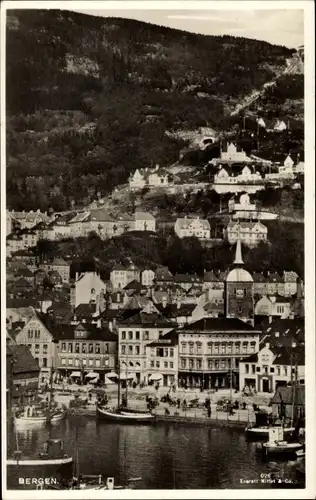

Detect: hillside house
[148, 166, 171, 187]
[141, 269, 155, 287]
[71, 272, 107, 309]
[6, 233, 24, 256]
[174, 216, 210, 240]
[154, 267, 174, 287]
[110, 264, 129, 290]
[220, 142, 249, 162]
[8, 209, 51, 230]
[254, 295, 293, 319]
[225, 221, 268, 247]
[134, 212, 156, 232]
[129, 168, 149, 190]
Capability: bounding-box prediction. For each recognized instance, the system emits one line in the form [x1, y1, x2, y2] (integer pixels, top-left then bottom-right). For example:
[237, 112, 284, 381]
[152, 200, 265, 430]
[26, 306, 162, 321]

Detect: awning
[90, 378, 99, 384]
[149, 373, 163, 382]
[104, 376, 115, 385]
[69, 371, 81, 378]
[86, 372, 99, 379]
[106, 372, 118, 379]
[120, 372, 134, 380]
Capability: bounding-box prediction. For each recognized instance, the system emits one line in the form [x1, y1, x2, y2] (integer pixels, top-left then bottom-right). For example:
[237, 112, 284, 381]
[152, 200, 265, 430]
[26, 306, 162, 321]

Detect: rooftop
[180, 317, 261, 333]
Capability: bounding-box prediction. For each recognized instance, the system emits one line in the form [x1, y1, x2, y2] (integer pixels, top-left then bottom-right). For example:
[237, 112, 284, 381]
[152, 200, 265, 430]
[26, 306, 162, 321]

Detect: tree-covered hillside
[6, 9, 294, 211]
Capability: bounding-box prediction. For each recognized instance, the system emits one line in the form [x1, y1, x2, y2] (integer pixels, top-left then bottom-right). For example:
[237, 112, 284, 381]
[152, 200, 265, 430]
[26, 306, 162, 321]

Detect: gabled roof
[155, 267, 174, 281]
[271, 386, 305, 406]
[175, 273, 201, 284]
[119, 311, 172, 328]
[253, 272, 268, 283]
[7, 344, 40, 374]
[74, 303, 97, 318]
[134, 211, 155, 221]
[52, 257, 69, 266]
[69, 211, 91, 224]
[155, 303, 196, 318]
[175, 217, 210, 231]
[204, 271, 219, 282]
[147, 329, 178, 347]
[14, 277, 34, 288]
[111, 263, 126, 271]
[124, 280, 142, 292]
[15, 267, 34, 278]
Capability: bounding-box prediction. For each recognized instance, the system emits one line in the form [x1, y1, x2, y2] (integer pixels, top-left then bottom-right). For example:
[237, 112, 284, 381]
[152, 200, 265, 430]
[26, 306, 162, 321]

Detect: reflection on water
[8, 416, 302, 489]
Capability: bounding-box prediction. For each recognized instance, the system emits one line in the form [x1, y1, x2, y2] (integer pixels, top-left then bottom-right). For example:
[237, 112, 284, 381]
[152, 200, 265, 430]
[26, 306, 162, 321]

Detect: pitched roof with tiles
[204, 271, 219, 282]
[74, 303, 97, 318]
[119, 311, 173, 328]
[134, 211, 155, 221]
[155, 267, 174, 281]
[175, 273, 201, 284]
[147, 329, 178, 347]
[271, 386, 305, 406]
[7, 344, 40, 375]
[124, 280, 142, 292]
[52, 257, 69, 267]
[175, 217, 210, 231]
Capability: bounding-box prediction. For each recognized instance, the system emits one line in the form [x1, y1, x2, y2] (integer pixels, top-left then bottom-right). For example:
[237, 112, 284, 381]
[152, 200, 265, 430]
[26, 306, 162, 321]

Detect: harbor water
[7, 416, 303, 489]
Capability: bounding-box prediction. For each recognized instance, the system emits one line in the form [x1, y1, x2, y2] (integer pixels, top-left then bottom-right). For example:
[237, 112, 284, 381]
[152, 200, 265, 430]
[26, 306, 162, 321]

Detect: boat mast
[125, 352, 128, 406]
[290, 342, 296, 426]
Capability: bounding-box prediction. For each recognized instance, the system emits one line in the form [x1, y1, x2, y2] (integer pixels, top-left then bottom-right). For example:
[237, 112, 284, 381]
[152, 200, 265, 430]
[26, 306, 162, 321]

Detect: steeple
[233, 229, 244, 266]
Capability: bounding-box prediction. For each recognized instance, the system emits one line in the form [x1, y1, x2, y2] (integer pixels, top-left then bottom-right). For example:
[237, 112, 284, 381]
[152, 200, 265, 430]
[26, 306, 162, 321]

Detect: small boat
[246, 411, 294, 440]
[14, 405, 66, 428]
[296, 448, 305, 458]
[262, 427, 303, 459]
[7, 439, 73, 489]
[96, 405, 156, 424]
[69, 475, 141, 490]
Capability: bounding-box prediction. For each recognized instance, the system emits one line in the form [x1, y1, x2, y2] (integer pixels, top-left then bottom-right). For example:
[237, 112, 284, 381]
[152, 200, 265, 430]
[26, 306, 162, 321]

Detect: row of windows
[27, 329, 41, 338]
[60, 358, 104, 367]
[121, 345, 142, 355]
[180, 342, 256, 355]
[60, 342, 103, 354]
[29, 344, 48, 354]
[180, 358, 237, 370]
[34, 357, 48, 367]
[245, 364, 296, 376]
[150, 360, 174, 369]
[121, 330, 158, 341]
[153, 347, 174, 358]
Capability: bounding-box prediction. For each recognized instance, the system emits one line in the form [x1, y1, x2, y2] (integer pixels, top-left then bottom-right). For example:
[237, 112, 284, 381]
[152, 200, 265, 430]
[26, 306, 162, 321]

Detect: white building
[225, 221, 268, 247]
[141, 269, 155, 287]
[265, 155, 295, 181]
[174, 216, 210, 240]
[134, 212, 156, 232]
[220, 142, 250, 162]
[71, 272, 107, 309]
[254, 295, 293, 319]
[129, 168, 148, 190]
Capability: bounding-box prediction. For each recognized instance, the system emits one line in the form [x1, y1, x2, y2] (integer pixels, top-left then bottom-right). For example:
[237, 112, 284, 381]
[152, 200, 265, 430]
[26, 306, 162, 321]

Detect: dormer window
[91, 288, 95, 295]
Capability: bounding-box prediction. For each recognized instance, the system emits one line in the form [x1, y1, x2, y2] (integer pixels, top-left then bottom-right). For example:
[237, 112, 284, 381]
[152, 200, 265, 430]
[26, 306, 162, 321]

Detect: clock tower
[225, 237, 254, 325]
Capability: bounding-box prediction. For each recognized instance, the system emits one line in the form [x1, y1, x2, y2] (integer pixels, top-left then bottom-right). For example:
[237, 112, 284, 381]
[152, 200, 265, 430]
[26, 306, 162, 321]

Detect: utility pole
[229, 358, 233, 402]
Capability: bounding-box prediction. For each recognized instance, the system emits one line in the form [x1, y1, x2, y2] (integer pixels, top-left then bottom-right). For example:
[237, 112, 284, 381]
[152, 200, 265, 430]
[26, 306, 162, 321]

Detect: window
[95, 343, 100, 354]
[91, 288, 95, 295]
[221, 343, 226, 354]
[256, 366, 261, 372]
[35, 330, 40, 339]
[170, 362, 174, 369]
[43, 344, 48, 354]
[215, 360, 219, 369]
[35, 344, 40, 354]
[150, 361, 154, 367]
[170, 348, 174, 357]
[263, 365, 268, 374]
[128, 331, 133, 340]
[88, 343, 93, 354]
[189, 343, 194, 354]
[207, 342, 212, 353]
[61, 342, 66, 353]
[144, 331, 149, 340]
[89, 359, 94, 366]
[42, 358, 47, 368]
[189, 359, 193, 369]
[276, 366, 281, 376]
[28, 344, 32, 350]
[75, 359, 79, 367]
[82, 344, 87, 354]
[164, 348, 168, 357]
[135, 345, 140, 355]
[164, 361, 168, 368]
[196, 343, 202, 354]
[135, 331, 140, 340]
[61, 358, 66, 366]
[208, 359, 213, 369]
[227, 358, 231, 368]
[227, 343, 232, 354]
[121, 345, 126, 355]
[242, 342, 248, 354]
[284, 366, 288, 376]
[235, 343, 240, 354]
[252, 364, 256, 374]
[156, 361, 160, 368]
[181, 359, 186, 369]
[104, 344, 109, 354]
[121, 331, 126, 340]
[221, 359, 226, 369]
[129, 345, 133, 354]
[68, 343, 73, 353]
[196, 359, 202, 369]
[181, 343, 186, 353]
[250, 342, 256, 353]
[75, 343, 80, 353]
[82, 359, 87, 366]
[95, 359, 101, 367]
[214, 343, 219, 355]
[245, 364, 249, 374]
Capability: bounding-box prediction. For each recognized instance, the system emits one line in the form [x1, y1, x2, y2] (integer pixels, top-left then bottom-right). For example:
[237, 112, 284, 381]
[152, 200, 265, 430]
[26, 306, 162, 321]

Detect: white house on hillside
[174, 216, 210, 240]
[71, 272, 107, 309]
[225, 221, 268, 247]
[134, 212, 156, 232]
[220, 142, 250, 162]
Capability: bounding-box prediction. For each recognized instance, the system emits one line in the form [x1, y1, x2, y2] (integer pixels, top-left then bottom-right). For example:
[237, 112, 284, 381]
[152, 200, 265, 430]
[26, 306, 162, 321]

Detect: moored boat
[262, 427, 303, 459]
[7, 439, 73, 489]
[96, 405, 155, 424]
[246, 410, 294, 440]
[14, 405, 66, 428]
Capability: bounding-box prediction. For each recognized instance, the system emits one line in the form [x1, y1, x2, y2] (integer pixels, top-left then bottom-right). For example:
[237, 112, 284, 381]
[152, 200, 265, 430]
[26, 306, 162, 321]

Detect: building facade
[174, 216, 210, 239]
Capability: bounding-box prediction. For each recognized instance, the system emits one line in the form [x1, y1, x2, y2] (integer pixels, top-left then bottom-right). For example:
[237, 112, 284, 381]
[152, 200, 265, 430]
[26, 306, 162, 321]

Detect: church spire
[233, 230, 244, 265]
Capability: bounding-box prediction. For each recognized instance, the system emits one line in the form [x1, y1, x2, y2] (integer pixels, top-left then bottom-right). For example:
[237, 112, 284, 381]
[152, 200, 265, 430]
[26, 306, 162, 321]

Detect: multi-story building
[141, 269, 155, 288]
[7, 341, 40, 406]
[146, 330, 178, 387]
[225, 221, 268, 248]
[54, 323, 118, 381]
[174, 216, 210, 240]
[110, 262, 140, 290]
[239, 320, 304, 393]
[14, 312, 58, 384]
[6, 233, 24, 256]
[220, 142, 249, 163]
[177, 317, 260, 390]
[154, 267, 174, 287]
[117, 311, 174, 384]
[254, 295, 293, 319]
[40, 258, 70, 283]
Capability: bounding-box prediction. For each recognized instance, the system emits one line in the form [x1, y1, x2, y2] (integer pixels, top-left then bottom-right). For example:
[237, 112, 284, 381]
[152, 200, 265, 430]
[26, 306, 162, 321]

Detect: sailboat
[245, 410, 294, 440]
[262, 356, 304, 459]
[96, 362, 155, 424]
[14, 362, 66, 429]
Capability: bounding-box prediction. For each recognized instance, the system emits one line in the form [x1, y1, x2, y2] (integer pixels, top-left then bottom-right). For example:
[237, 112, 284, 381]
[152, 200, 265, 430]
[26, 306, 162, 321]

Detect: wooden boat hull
[6, 457, 73, 489]
[262, 442, 302, 459]
[15, 412, 66, 428]
[246, 426, 295, 440]
[96, 406, 155, 424]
